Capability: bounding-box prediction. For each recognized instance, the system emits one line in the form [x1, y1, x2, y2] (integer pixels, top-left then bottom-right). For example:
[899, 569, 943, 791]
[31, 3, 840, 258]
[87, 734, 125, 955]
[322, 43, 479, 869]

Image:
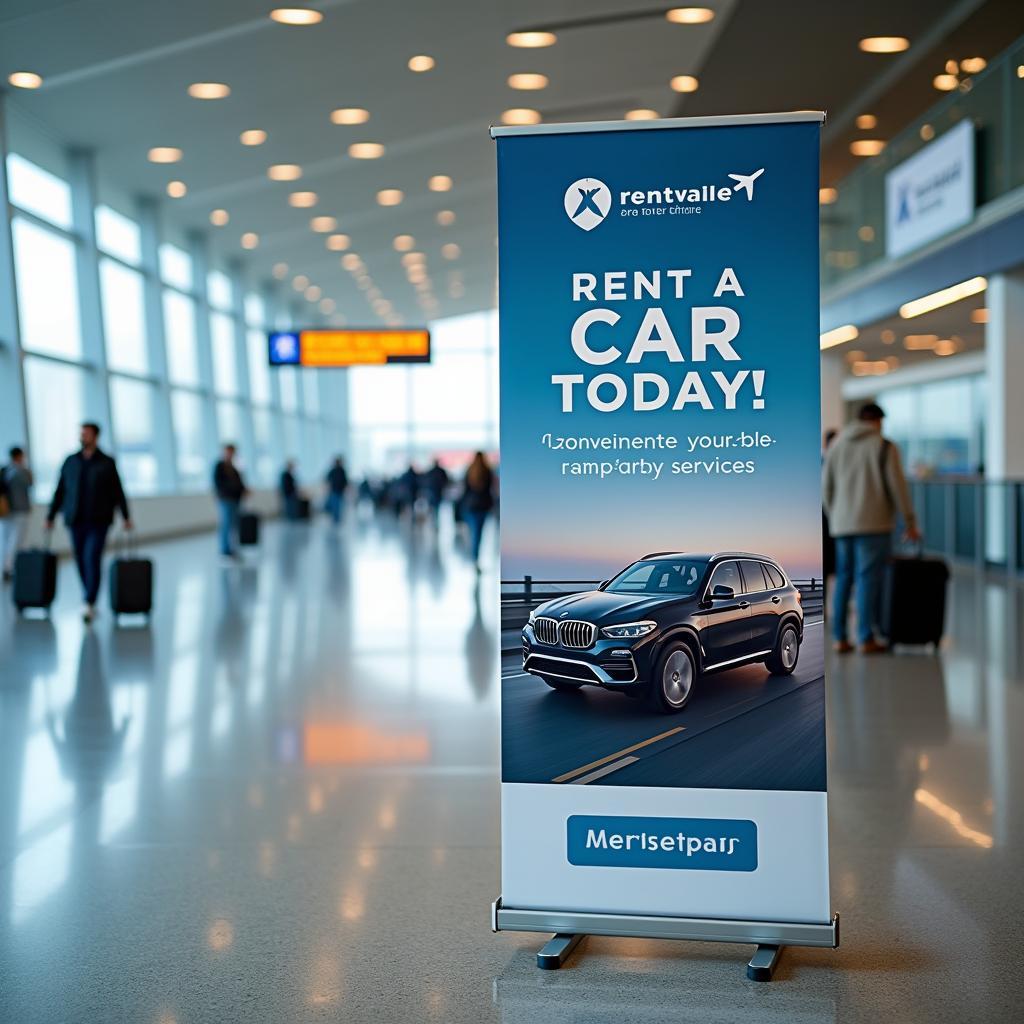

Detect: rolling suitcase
[109, 532, 152, 618]
[239, 512, 260, 546]
[881, 551, 948, 647]
[296, 497, 311, 520]
[13, 545, 57, 613]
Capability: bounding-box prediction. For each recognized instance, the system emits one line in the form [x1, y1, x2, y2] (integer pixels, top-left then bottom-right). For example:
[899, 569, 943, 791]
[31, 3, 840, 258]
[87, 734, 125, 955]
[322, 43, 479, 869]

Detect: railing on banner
[500, 576, 825, 630]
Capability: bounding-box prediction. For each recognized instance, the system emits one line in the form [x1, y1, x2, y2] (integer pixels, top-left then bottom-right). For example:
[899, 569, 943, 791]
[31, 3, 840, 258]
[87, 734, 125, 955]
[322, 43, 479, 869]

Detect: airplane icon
[727, 167, 765, 200]
[572, 186, 605, 220]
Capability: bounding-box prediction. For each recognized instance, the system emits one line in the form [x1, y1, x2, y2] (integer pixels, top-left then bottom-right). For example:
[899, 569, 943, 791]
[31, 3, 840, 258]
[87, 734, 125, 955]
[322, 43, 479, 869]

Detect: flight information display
[268, 328, 431, 367]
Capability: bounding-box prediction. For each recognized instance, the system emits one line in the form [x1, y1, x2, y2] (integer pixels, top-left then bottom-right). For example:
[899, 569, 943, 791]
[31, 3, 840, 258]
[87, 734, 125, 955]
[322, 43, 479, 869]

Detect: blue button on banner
[567, 815, 757, 871]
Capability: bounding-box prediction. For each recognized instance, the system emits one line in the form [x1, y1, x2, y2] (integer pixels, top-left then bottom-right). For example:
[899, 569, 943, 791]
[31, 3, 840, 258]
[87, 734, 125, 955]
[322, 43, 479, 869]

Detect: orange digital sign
[268, 328, 430, 367]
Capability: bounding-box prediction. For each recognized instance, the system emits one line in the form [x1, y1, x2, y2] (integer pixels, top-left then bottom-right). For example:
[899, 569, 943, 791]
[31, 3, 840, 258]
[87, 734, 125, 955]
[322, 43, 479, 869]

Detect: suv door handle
[771, 596, 781, 604]
[738, 601, 750, 609]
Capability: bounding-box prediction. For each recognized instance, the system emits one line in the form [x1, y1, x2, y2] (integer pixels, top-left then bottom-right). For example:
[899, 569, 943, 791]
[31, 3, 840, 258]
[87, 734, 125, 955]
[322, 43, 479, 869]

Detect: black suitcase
[881, 553, 948, 647]
[13, 548, 57, 612]
[239, 512, 260, 545]
[296, 497, 311, 520]
[110, 557, 153, 617]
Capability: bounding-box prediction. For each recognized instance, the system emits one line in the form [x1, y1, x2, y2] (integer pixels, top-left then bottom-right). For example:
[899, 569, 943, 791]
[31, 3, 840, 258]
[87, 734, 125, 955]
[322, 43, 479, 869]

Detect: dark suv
[521, 551, 803, 713]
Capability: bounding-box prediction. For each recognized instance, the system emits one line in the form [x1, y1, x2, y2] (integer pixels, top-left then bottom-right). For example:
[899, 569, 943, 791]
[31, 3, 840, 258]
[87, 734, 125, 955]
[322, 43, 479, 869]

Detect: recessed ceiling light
[945, 59, 959, 74]
[859, 36, 910, 53]
[188, 82, 230, 99]
[960, 57, 987, 74]
[670, 75, 699, 93]
[377, 189, 404, 206]
[408, 55, 435, 72]
[341, 253, 361, 270]
[850, 139, 885, 156]
[330, 107, 370, 125]
[970, 307, 988, 323]
[166, 180, 187, 198]
[441, 243, 461, 260]
[268, 164, 302, 180]
[241, 232, 259, 249]
[1018, 64, 1024, 79]
[818, 187, 838, 205]
[819, 324, 859, 350]
[210, 208, 229, 226]
[933, 338, 960, 356]
[240, 129, 267, 146]
[326, 233, 351, 251]
[8, 71, 42, 89]
[428, 175, 452, 192]
[148, 147, 183, 164]
[933, 73, 958, 91]
[506, 30, 557, 48]
[273, 262, 289, 279]
[402, 252, 425, 267]
[310, 215, 337, 232]
[855, 114, 877, 130]
[436, 210, 455, 226]
[508, 73, 548, 90]
[665, 7, 715, 24]
[920, 123, 935, 140]
[501, 108, 541, 125]
[293, 275, 309, 291]
[289, 191, 318, 208]
[349, 142, 385, 159]
[270, 8, 323, 26]
[394, 235, 415, 251]
[881, 329, 896, 344]
[319, 297, 336, 314]
[305, 285, 321, 301]
[858, 225, 875, 242]
[625, 109, 659, 121]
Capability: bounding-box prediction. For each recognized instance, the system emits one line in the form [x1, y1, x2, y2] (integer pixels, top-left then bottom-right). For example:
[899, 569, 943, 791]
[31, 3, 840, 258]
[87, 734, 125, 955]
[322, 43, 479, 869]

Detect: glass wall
[2, 149, 341, 502]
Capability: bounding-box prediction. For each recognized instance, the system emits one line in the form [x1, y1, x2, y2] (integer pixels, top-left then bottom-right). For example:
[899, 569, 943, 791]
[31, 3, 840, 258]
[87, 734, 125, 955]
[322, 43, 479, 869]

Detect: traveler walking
[280, 460, 299, 519]
[422, 458, 450, 523]
[461, 452, 494, 571]
[213, 443, 248, 561]
[325, 456, 349, 525]
[1, 446, 33, 582]
[822, 403, 919, 653]
[45, 423, 132, 623]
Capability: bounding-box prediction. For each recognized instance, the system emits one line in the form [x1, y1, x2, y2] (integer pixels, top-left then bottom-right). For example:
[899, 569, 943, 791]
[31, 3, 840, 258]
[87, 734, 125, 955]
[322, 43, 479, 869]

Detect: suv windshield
[605, 559, 708, 596]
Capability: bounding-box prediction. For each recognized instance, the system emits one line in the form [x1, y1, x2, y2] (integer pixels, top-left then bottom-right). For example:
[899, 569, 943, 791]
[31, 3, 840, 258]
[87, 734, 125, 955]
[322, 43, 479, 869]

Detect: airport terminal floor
[1, 516, 1021, 1023]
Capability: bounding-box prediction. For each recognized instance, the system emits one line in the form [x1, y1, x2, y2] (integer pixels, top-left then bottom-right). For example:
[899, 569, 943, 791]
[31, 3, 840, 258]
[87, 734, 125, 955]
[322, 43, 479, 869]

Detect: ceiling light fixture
[341, 253, 361, 270]
[665, 7, 715, 24]
[393, 235, 415, 251]
[268, 163, 302, 180]
[288, 191, 318, 207]
[859, 36, 910, 53]
[900, 277, 987, 318]
[326, 234, 351, 251]
[319, 298, 336, 314]
[669, 75, 699, 93]
[820, 324, 859, 350]
[148, 147, 183, 163]
[305, 285, 322, 302]
[270, 8, 323, 26]
[850, 139, 885, 156]
[330, 107, 370, 125]
[920, 123, 935, 140]
[933, 73, 958, 91]
[408, 55, 435, 72]
[970, 308, 988, 324]
[960, 57, 987, 74]
[241, 232, 259, 250]
[8, 71, 43, 89]
[188, 82, 230, 99]
[240, 129, 267, 146]
[626, 109, 659, 121]
[441, 243, 460, 260]
[855, 114, 877, 130]
[428, 175, 452, 192]
[273, 262, 289, 279]
[166, 180, 187, 198]
[819, 187, 838, 204]
[501, 108, 541, 125]
[348, 142, 385, 159]
[210, 209, 229, 226]
[293, 275, 309, 291]
[508, 73, 548, 90]
[377, 189, 404, 206]
[310, 216, 337, 232]
[506, 30, 557, 48]
[402, 252, 425, 266]
[436, 210, 455, 226]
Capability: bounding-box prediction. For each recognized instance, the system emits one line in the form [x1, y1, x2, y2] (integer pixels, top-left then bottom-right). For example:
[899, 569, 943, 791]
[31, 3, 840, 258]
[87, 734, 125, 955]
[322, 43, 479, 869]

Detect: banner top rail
[490, 110, 826, 139]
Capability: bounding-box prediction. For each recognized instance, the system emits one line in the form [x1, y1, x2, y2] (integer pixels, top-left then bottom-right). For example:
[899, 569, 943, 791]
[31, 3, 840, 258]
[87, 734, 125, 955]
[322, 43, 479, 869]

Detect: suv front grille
[559, 620, 596, 649]
[533, 617, 559, 645]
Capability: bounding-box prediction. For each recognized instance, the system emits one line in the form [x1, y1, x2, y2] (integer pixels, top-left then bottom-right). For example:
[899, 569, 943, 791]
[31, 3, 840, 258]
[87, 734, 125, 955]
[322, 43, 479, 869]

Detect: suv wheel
[541, 675, 583, 692]
[647, 641, 696, 713]
[766, 622, 800, 676]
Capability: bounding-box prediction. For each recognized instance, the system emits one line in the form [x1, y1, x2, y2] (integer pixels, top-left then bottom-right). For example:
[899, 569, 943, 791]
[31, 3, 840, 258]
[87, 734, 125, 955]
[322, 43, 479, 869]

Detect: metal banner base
[492, 898, 839, 982]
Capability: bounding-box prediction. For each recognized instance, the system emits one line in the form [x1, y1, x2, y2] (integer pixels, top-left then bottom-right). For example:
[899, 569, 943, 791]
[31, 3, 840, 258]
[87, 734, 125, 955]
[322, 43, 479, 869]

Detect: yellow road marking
[552, 726, 685, 784]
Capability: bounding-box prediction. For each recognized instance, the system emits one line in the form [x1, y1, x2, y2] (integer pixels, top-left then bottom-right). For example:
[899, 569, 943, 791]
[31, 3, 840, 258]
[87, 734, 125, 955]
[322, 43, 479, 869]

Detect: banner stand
[492, 899, 840, 980]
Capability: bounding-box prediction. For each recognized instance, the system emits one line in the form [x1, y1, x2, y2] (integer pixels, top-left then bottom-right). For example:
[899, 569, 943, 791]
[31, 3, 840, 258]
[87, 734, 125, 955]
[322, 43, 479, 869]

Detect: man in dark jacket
[324, 456, 348, 525]
[213, 443, 247, 560]
[46, 422, 132, 622]
[280, 461, 299, 519]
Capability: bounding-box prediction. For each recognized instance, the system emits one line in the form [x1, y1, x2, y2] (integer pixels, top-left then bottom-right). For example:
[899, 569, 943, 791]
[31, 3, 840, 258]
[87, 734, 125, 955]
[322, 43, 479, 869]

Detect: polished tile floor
[0, 515, 1021, 1023]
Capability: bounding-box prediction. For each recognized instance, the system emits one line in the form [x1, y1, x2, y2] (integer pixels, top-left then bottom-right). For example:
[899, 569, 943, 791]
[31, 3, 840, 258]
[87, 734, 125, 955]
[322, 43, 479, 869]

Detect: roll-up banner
[491, 112, 837, 961]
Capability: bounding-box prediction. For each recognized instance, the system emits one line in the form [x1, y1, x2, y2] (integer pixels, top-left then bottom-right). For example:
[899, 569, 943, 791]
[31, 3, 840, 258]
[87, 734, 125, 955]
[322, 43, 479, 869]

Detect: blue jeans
[832, 533, 891, 645]
[464, 509, 488, 562]
[218, 499, 240, 555]
[325, 491, 344, 524]
[69, 523, 109, 605]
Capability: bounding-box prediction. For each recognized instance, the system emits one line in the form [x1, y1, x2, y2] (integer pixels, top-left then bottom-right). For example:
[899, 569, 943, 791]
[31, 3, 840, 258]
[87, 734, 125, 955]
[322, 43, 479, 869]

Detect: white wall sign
[885, 119, 975, 259]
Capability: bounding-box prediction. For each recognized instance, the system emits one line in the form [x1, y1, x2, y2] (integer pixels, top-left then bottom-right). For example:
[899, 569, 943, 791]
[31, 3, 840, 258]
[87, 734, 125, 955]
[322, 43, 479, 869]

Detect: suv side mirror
[711, 584, 735, 600]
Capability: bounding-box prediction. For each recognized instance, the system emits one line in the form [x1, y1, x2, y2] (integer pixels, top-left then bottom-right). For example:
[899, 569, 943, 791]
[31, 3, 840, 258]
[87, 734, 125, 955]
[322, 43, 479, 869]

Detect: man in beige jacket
[822, 402, 920, 654]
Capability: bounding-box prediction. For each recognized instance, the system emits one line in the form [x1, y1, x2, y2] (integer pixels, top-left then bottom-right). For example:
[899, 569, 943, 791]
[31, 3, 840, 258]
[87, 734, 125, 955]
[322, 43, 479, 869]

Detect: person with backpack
[822, 402, 920, 654]
[1, 446, 33, 582]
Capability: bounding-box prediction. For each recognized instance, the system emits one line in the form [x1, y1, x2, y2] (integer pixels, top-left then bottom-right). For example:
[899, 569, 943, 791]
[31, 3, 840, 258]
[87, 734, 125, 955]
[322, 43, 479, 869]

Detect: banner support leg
[746, 943, 784, 982]
[536, 933, 584, 970]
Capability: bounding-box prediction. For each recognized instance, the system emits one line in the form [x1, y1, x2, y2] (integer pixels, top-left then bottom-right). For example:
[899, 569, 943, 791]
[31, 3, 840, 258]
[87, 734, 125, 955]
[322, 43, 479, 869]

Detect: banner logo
[565, 177, 611, 231]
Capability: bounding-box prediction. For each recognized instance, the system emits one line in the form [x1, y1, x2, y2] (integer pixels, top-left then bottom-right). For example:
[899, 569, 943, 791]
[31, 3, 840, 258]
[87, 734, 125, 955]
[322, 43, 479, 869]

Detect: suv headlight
[600, 620, 656, 639]
[528, 609, 537, 624]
